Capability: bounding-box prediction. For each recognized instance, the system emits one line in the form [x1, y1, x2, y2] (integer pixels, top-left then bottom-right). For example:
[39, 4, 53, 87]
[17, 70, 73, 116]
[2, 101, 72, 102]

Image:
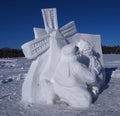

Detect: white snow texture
[111, 68, 120, 78]
[21, 8, 105, 109]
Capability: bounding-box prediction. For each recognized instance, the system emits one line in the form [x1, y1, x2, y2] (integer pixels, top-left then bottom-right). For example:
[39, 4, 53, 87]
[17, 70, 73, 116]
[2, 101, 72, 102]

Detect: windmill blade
[41, 8, 58, 33]
[60, 21, 77, 42]
[21, 35, 50, 59]
[33, 28, 47, 39]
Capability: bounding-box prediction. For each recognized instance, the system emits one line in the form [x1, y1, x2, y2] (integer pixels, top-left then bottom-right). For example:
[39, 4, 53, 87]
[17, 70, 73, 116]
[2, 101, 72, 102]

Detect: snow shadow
[91, 67, 117, 103]
[100, 67, 117, 93]
[105, 67, 117, 84]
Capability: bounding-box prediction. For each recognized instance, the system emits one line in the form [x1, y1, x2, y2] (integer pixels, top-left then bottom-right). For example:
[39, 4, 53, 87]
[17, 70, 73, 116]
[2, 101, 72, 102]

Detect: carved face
[76, 39, 93, 56]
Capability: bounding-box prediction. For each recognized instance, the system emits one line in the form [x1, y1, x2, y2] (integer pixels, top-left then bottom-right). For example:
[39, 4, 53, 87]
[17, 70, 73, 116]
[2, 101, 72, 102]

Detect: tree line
[0, 46, 120, 58]
[0, 48, 24, 58]
[102, 45, 120, 54]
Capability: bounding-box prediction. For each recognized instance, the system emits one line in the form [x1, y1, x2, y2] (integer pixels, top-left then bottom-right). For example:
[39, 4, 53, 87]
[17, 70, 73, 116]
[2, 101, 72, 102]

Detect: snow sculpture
[21, 8, 105, 108]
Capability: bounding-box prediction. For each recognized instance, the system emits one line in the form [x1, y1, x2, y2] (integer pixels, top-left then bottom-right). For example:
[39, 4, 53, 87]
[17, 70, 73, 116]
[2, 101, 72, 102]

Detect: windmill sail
[21, 8, 59, 59]
[60, 21, 77, 42]
[41, 8, 58, 33]
[22, 34, 50, 59]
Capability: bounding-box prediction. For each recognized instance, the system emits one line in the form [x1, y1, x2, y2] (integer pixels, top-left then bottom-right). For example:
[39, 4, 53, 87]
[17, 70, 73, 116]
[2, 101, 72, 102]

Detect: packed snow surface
[0, 54, 120, 116]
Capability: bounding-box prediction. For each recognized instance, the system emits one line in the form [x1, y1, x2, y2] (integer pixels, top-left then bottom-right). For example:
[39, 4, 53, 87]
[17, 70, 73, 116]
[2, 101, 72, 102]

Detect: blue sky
[0, 0, 120, 48]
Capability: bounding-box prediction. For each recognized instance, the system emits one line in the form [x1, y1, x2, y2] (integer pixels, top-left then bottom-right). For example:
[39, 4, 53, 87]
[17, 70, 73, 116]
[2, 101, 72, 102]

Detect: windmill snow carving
[21, 8, 105, 109]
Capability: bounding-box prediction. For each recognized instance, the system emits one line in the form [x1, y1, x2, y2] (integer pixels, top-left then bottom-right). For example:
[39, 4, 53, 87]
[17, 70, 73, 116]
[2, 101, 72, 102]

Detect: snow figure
[76, 39, 102, 74]
[21, 8, 105, 108]
[52, 43, 97, 108]
[76, 39, 105, 95]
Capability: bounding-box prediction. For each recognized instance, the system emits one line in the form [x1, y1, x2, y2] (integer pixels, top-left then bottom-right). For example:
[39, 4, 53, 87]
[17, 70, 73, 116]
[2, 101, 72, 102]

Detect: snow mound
[111, 68, 120, 78]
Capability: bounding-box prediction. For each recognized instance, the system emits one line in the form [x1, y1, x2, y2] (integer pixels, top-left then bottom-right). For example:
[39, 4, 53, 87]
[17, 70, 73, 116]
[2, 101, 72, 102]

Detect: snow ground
[0, 54, 120, 116]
